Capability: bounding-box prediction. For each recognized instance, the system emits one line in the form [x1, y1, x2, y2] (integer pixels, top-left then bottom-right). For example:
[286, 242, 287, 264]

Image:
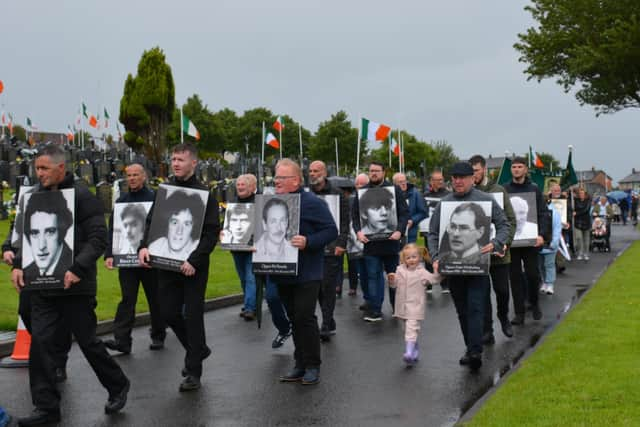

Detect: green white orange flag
[529, 146, 544, 168]
[265, 132, 279, 149]
[67, 125, 74, 141]
[273, 116, 284, 132]
[390, 137, 400, 156]
[0, 80, 4, 94]
[82, 102, 89, 118]
[103, 108, 110, 128]
[26, 117, 37, 130]
[88, 114, 98, 128]
[182, 114, 200, 140]
[361, 118, 391, 142]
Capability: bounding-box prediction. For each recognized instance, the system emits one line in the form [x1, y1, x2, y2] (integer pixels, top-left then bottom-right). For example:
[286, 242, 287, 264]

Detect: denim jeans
[538, 251, 557, 285]
[364, 254, 399, 313]
[232, 252, 257, 312]
[265, 276, 291, 335]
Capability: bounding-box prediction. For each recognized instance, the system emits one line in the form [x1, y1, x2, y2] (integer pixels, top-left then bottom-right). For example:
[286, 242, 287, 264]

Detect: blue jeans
[364, 254, 399, 313]
[265, 276, 291, 335]
[232, 252, 257, 312]
[449, 275, 490, 355]
[538, 251, 557, 285]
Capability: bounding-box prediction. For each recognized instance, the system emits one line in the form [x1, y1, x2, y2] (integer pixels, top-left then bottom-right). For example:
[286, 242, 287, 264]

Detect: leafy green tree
[308, 110, 360, 175]
[369, 131, 438, 180]
[514, 0, 640, 115]
[429, 140, 458, 179]
[236, 107, 275, 161]
[119, 47, 175, 173]
[9, 125, 26, 142]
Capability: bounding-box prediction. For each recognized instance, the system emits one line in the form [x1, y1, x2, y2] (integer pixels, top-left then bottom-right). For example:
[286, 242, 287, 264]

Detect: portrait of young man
[220, 203, 255, 249]
[252, 195, 299, 265]
[357, 186, 398, 240]
[113, 202, 152, 260]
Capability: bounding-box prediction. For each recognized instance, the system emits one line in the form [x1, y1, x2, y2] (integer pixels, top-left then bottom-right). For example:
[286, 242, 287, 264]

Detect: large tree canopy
[514, 0, 640, 115]
[308, 110, 360, 175]
[119, 47, 175, 172]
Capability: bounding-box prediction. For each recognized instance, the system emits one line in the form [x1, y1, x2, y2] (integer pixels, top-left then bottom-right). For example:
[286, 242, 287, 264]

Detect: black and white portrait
[418, 197, 440, 233]
[551, 198, 567, 224]
[357, 186, 397, 240]
[21, 189, 75, 290]
[112, 201, 153, 267]
[317, 194, 340, 233]
[489, 192, 504, 240]
[438, 201, 491, 275]
[10, 185, 35, 249]
[347, 218, 364, 258]
[510, 192, 538, 247]
[147, 184, 209, 271]
[220, 202, 256, 251]
[252, 194, 300, 275]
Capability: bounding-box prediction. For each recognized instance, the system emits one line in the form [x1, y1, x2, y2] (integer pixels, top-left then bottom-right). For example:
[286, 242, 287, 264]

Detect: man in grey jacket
[427, 162, 510, 371]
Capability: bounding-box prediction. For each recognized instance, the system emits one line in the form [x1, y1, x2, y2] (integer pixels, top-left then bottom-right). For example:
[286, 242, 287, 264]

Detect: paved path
[1, 225, 637, 426]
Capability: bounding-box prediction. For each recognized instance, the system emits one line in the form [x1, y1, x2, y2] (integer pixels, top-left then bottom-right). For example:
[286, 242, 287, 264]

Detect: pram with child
[590, 214, 611, 252]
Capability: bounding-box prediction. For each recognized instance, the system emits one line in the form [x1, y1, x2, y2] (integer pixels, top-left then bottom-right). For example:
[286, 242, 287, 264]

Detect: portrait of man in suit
[439, 202, 490, 266]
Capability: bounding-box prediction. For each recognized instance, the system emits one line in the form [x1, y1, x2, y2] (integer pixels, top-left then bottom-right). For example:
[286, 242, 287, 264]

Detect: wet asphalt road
[1, 225, 637, 427]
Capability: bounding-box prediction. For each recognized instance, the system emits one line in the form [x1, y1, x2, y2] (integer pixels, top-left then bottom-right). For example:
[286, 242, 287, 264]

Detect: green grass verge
[0, 218, 241, 331]
[464, 241, 640, 427]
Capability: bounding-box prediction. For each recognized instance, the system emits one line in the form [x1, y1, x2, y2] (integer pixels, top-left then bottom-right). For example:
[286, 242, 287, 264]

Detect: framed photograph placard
[11, 185, 35, 249]
[147, 184, 209, 272]
[21, 189, 75, 290]
[357, 186, 397, 241]
[510, 192, 538, 247]
[438, 201, 491, 275]
[252, 193, 300, 275]
[418, 197, 441, 233]
[112, 201, 153, 267]
[220, 202, 256, 251]
[551, 198, 568, 224]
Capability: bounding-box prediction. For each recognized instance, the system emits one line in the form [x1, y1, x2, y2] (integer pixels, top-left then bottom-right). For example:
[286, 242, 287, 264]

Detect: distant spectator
[573, 188, 592, 261]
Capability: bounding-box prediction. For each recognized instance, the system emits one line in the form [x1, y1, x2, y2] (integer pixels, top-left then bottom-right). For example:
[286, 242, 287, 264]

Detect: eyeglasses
[274, 175, 296, 181]
[446, 223, 475, 233]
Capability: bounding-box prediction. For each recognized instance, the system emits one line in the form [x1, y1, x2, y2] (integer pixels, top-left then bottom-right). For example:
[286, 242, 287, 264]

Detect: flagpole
[261, 121, 266, 167]
[335, 137, 339, 176]
[80, 101, 84, 150]
[356, 117, 361, 174]
[279, 126, 282, 159]
[388, 133, 391, 169]
[261, 121, 266, 190]
[180, 108, 184, 144]
[298, 123, 303, 165]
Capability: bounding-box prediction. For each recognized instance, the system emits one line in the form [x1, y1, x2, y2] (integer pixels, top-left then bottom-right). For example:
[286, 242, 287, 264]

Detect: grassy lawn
[0, 218, 241, 331]
[464, 241, 640, 427]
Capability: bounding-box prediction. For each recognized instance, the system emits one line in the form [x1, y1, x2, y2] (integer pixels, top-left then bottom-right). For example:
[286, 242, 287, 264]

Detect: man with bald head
[104, 163, 166, 354]
[309, 160, 349, 341]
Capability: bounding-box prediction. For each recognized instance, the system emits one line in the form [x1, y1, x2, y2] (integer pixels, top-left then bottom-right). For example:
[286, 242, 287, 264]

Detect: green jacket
[475, 181, 516, 265]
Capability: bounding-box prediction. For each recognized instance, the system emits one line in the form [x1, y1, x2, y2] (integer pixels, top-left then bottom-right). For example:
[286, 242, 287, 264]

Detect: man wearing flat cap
[427, 162, 510, 371]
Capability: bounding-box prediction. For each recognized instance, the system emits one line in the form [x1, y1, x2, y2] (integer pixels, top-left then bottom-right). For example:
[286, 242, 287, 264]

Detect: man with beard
[428, 162, 509, 371]
[352, 162, 409, 322]
[308, 160, 349, 341]
[469, 155, 516, 343]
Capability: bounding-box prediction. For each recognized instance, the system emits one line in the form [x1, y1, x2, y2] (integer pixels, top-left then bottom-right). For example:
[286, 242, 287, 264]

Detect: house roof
[619, 170, 640, 183]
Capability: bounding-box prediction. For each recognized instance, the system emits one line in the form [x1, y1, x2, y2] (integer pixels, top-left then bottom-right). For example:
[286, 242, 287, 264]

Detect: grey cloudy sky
[1, 0, 637, 182]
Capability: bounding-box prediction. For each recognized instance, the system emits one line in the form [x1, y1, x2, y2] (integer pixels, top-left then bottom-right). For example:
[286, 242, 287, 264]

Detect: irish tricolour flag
[182, 114, 200, 140]
[361, 118, 391, 142]
[265, 132, 279, 149]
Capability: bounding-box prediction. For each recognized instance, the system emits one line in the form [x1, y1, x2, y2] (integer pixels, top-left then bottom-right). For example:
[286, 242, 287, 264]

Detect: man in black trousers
[104, 163, 166, 354]
[11, 145, 129, 426]
[139, 143, 219, 392]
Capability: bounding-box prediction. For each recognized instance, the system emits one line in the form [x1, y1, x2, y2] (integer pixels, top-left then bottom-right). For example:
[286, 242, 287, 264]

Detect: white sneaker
[584, 255, 590, 261]
[540, 284, 548, 294]
[576, 254, 584, 260]
[546, 285, 554, 295]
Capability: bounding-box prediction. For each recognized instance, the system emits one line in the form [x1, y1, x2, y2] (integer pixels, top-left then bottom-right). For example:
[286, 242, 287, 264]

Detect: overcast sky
[1, 0, 637, 182]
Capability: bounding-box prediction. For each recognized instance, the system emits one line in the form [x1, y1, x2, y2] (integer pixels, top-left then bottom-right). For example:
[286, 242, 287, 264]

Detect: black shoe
[532, 305, 542, 320]
[468, 353, 482, 371]
[500, 319, 514, 338]
[181, 346, 212, 377]
[179, 375, 201, 392]
[482, 332, 495, 345]
[149, 339, 164, 351]
[272, 331, 292, 349]
[54, 367, 67, 383]
[104, 339, 131, 354]
[319, 326, 331, 342]
[359, 302, 370, 311]
[459, 351, 471, 366]
[363, 311, 383, 322]
[301, 368, 320, 385]
[243, 311, 256, 321]
[18, 408, 61, 427]
[105, 379, 130, 414]
[511, 314, 525, 325]
[279, 367, 305, 382]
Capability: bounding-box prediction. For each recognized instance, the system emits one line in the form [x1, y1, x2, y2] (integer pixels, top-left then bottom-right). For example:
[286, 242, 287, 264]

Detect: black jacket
[105, 185, 156, 259]
[14, 172, 107, 297]
[351, 179, 410, 256]
[141, 174, 220, 271]
[311, 179, 349, 255]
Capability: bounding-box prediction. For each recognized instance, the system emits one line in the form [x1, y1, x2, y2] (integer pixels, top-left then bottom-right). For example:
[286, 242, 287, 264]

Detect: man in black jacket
[504, 157, 546, 325]
[352, 162, 409, 322]
[139, 143, 220, 392]
[104, 163, 166, 354]
[309, 160, 349, 341]
[12, 145, 129, 426]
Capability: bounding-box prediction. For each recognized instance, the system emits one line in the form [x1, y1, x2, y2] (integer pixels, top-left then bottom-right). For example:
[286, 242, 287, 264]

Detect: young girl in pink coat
[388, 243, 440, 366]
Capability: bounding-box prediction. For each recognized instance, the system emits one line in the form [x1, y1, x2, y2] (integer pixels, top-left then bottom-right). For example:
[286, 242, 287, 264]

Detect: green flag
[560, 151, 578, 190]
[82, 102, 89, 118]
[497, 157, 512, 185]
[530, 169, 545, 190]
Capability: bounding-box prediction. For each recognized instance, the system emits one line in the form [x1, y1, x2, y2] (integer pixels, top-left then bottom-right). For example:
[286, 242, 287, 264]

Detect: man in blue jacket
[274, 159, 337, 386]
[393, 172, 426, 244]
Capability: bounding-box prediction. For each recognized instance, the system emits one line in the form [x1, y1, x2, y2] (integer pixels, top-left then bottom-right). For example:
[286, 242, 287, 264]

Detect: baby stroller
[590, 215, 611, 252]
